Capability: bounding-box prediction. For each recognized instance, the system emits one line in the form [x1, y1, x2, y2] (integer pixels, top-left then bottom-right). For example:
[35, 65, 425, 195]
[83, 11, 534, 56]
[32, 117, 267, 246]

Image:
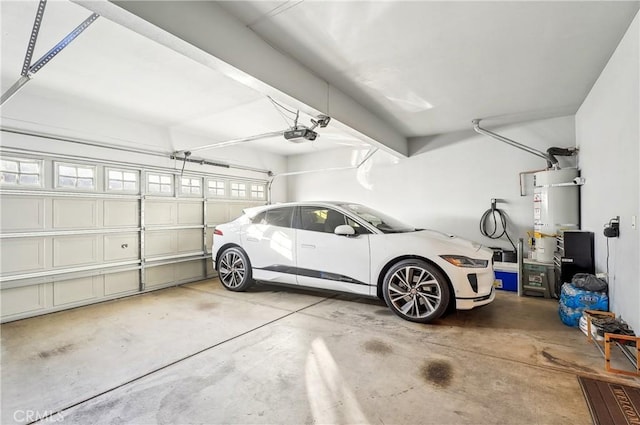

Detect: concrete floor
[2, 279, 638, 424]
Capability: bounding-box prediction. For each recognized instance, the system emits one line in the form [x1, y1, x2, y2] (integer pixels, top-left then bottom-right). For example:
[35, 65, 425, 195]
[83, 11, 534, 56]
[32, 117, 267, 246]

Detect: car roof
[243, 201, 356, 216]
[242, 201, 385, 234]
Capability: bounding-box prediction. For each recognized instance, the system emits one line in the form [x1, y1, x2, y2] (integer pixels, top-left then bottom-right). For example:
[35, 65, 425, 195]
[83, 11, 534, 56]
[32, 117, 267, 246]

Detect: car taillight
[214, 229, 223, 236]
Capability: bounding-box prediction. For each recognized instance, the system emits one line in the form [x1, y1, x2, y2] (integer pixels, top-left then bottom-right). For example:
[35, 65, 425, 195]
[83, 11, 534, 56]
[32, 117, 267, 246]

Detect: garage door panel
[53, 276, 97, 305]
[228, 204, 247, 220]
[104, 233, 139, 261]
[1, 197, 45, 231]
[177, 229, 203, 253]
[104, 270, 139, 295]
[53, 236, 98, 267]
[178, 202, 202, 225]
[0, 238, 45, 273]
[0, 152, 257, 322]
[104, 200, 139, 227]
[145, 264, 175, 287]
[145, 201, 175, 225]
[145, 231, 176, 257]
[176, 260, 204, 281]
[53, 199, 97, 229]
[206, 203, 229, 224]
[0, 285, 45, 316]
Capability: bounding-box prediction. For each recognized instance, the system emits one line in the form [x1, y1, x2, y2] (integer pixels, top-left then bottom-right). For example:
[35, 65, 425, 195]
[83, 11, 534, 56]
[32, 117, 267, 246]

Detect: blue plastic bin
[495, 270, 517, 292]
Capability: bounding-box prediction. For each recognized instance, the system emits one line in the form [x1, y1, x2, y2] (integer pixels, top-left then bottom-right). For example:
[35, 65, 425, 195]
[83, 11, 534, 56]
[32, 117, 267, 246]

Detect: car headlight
[440, 255, 488, 268]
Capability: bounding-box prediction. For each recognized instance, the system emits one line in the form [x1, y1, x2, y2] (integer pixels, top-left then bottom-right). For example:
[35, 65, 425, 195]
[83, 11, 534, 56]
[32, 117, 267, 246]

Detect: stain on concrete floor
[541, 349, 595, 374]
[421, 359, 453, 388]
[363, 339, 393, 355]
[38, 343, 75, 359]
[197, 301, 217, 311]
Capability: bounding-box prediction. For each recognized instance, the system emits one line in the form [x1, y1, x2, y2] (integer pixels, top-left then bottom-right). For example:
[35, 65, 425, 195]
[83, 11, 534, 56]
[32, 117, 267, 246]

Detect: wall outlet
[632, 215, 637, 230]
[596, 272, 608, 279]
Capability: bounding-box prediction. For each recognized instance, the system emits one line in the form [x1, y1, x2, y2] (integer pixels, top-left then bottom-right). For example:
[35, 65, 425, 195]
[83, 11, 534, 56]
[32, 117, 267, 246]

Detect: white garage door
[0, 153, 265, 322]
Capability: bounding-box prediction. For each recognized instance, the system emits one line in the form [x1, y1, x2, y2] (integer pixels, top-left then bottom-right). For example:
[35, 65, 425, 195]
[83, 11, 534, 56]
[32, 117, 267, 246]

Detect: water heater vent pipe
[472, 119, 559, 169]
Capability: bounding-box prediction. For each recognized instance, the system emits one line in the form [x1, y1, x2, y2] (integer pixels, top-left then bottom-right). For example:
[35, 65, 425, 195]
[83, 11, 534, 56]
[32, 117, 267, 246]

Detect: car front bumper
[450, 267, 496, 310]
[455, 286, 496, 310]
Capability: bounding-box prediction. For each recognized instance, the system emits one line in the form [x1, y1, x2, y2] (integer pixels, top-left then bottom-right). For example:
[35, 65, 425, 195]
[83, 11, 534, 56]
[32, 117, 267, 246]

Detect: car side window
[251, 208, 293, 228]
[299, 206, 350, 234]
[251, 211, 267, 224]
[299, 207, 327, 232]
[263, 207, 294, 228]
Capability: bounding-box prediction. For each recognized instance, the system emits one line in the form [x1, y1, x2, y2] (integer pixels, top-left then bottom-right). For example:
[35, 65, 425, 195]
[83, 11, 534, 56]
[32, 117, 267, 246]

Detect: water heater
[533, 168, 580, 262]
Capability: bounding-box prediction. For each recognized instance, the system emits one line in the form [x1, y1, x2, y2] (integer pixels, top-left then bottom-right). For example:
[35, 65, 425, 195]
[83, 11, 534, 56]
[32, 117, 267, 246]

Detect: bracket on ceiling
[1, 0, 100, 106]
[309, 115, 331, 130]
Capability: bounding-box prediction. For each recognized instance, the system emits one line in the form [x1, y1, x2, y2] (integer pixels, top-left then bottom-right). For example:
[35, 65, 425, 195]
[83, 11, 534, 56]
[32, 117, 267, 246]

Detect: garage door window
[181, 177, 202, 196]
[1, 158, 42, 187]
[231, 182, 246, 198]
[251, 183, 265, 200]
[56, 163, 96, 190]
[207, 180, 226, 197]
[147, 173, 173, 195]
[106, 168, 138, 192]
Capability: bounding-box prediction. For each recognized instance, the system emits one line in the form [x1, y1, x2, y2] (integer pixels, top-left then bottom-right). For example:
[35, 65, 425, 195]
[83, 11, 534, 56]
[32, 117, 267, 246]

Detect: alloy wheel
[386, 265, 443, 320]
[219, 250, 246, 289]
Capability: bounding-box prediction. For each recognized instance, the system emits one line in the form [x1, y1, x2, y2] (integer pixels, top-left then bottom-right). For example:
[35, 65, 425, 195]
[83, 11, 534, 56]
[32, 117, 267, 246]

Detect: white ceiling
[0, 0, 368, 156]
[1, 1, 638, 159]
[221, 1, 640, 136]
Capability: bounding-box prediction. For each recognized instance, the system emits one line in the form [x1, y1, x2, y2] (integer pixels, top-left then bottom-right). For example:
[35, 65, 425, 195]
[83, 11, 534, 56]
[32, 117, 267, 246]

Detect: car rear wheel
[382, 259, 450, 323]
[218, 247, 253, 292]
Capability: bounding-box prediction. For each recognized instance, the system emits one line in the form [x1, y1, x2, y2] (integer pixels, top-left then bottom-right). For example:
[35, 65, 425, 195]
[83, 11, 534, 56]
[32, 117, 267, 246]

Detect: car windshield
[340, 204, 416, 233]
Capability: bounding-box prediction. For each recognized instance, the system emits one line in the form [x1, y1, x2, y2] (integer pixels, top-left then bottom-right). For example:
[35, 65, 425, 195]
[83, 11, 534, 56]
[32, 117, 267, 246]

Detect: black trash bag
[591, 317, 635, 337]
[571, 273, 608, 292]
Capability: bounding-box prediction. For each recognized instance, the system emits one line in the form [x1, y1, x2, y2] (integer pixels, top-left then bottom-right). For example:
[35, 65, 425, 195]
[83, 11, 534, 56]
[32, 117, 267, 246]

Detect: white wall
[0, 91, 288, 202]
[287, 115, 577, 254]
[576, 12, 639, 332]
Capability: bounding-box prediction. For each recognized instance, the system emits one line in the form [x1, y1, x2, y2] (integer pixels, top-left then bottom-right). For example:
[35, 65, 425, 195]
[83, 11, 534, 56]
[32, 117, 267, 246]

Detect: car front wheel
[382, 259, 450, 323]
[218, 247, 253, 291]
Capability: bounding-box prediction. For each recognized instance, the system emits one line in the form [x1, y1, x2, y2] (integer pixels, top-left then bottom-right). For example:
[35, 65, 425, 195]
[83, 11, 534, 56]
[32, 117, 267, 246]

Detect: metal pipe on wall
[519, 168, 548, 196]
[472, 119, 559, 169]
[517, 238, 524, 297]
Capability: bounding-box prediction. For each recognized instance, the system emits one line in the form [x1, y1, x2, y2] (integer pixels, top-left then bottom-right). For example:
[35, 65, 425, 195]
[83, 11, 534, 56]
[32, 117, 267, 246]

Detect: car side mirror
[334, 224, 356, 236]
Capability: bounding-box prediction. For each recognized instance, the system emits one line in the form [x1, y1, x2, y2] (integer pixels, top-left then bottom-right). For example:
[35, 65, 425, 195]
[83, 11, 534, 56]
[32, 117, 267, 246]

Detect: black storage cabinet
[554, 230, 595, 295]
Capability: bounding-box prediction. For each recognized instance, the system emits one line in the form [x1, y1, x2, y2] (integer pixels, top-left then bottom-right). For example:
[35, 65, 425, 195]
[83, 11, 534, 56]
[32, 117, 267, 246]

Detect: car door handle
[301, 244, 316, 249]
[246, 237, 259, 242]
